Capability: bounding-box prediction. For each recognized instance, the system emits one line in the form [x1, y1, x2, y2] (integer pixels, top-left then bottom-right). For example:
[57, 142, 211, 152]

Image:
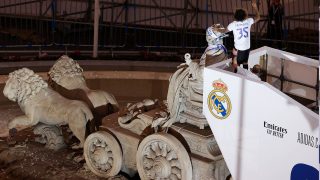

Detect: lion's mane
[8, 68, 48, 104]
[48, 55, 84, 84]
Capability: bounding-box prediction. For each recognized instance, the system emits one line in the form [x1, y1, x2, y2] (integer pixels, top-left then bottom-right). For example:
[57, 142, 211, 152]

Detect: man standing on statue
[226, 0, 260, 73]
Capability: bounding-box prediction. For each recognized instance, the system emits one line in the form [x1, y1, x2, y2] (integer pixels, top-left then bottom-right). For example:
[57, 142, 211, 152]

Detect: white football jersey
[227, 18, 254, 51]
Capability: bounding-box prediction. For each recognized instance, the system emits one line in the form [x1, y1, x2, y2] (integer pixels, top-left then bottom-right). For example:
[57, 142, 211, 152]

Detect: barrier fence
[0, 0, 318, 59]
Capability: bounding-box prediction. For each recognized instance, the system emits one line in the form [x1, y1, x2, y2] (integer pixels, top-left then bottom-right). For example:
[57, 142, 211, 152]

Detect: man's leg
[242, 49, 250, 70]
[243, 63, 248, 70]
[232, 48, 238, 73]
[237, 49, 250, 70]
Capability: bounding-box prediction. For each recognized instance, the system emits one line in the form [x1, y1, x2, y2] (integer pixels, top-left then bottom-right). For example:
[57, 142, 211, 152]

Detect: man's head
[234, 8, 248, 21]
[251, 64, 261, 74]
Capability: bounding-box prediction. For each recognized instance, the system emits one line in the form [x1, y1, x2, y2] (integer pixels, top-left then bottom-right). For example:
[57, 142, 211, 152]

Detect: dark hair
[234, 9, 247, 21]
[226, 174, 232, 180]
[251, 64, 261, 74]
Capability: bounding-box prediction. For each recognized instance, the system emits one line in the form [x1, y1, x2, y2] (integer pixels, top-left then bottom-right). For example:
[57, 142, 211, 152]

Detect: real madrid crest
[207, 79, 232, 120]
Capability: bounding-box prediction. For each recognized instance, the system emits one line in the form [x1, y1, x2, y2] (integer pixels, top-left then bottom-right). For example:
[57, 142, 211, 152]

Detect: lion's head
[48, 55, 85, 89]
[3, 68, 48, 104]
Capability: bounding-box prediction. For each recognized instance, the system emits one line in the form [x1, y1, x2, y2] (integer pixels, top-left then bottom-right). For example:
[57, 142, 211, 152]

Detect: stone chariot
[83, 25, 231, 180]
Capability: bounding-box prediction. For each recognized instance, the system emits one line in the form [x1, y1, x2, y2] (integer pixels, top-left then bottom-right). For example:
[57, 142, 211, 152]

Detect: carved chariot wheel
[84, 131, 122, 178]
[136, 132, 192, 180]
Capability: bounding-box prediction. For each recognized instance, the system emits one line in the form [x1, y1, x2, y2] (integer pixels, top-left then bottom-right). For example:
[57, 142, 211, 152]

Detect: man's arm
[252, 1, 260, 23]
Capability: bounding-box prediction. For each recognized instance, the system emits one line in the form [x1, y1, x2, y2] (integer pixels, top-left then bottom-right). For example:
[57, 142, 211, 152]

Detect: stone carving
[118, 99, 168, 134]
[3, 68, 93, 147]
[33, 123, 66, 151]
[200, 24, 228, 67]
[136, 133, 192, 180]
[83, 25, 230, 180]
[84, 131, 123, 178]
[156, 25, 228, 129]
[48, 55, 119, 130]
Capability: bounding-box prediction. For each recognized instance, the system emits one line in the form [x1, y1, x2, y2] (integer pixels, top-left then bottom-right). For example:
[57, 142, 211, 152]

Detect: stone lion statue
[48, 55, 118, 130]
[3, 68, 93, 147]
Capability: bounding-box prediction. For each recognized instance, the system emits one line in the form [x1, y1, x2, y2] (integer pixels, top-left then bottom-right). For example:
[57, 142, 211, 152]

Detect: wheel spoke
[151, 142, 161, 156]
[89, 144, 95, 152]
[166, 150, 177, 161]
[171, 167, 181, 179]
[97, 139, 102, 146]
[93, 138, 98, 145]
[93, 161, 99, 168]
[146, 169, 156, 179]
[107, 151, 112, 158]
[100, 141, 106, 148]
[145, 146, 157, 159]
[108, 157, 113, 165]
[160, 143, 168, 157]
[143, 157, 154, 169]
[169, 174, 179, 180]
[104, 145, 110, 152]
[105, 162, 111, 171]
[100, 163, 107, 170]
[170, 159, 180, 168]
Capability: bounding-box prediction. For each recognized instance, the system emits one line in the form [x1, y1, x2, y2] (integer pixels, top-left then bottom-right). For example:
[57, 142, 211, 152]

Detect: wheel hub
[153, 157, 171, 178]
[93, 147, 109, 164]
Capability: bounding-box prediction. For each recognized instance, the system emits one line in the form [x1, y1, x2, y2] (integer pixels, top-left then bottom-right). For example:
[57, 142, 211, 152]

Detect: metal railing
[0, 0, 318, 59]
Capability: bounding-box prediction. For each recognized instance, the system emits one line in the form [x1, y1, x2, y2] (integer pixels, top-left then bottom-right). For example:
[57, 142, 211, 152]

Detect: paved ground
[0, 103, 135, 180]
